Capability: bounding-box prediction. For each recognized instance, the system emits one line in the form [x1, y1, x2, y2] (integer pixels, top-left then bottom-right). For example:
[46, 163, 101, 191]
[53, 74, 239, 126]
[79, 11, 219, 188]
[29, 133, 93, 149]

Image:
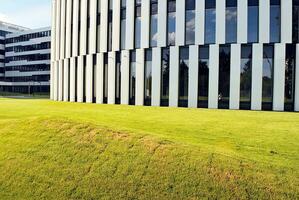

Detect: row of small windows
[5, 31, 51, 44]
[0, 30, 10, 37]
[60, 0, 296, 59]
[4, 64, 50, 72]
[69, 44, 296, 111]
[0, 39, 5, 45]
[5, 53, 50, 63]
[5, 42, 51, 53]
[0, 85, 50, 94]
[4, 75, 50, 83]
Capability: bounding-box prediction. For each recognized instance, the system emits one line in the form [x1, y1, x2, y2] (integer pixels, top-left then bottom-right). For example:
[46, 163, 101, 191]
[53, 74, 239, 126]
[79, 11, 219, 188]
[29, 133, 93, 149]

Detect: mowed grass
[0, 98, 298, 199]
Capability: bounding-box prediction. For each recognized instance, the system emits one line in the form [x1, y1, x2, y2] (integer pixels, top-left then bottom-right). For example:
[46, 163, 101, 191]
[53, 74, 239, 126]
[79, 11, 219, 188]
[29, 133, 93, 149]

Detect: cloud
[0, 13, 12, 23]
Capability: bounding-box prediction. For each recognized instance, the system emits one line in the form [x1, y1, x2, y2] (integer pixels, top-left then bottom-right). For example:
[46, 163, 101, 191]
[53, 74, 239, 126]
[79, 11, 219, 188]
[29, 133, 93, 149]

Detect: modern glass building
[1, 27, 51, 93]
[51, 0, 299, 112]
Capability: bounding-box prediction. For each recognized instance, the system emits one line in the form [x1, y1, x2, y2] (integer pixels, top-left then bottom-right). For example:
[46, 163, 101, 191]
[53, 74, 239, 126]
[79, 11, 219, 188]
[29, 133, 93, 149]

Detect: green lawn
[0, 98, 298, 199]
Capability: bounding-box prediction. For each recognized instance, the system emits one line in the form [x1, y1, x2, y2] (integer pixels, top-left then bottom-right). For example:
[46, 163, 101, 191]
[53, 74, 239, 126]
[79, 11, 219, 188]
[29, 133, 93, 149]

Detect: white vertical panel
[51, 0, 57, 100]
[176, 0, 185, 46]
[55, 0, 61, 60]
[60, 0, 66, 59]
[195, 0, 205, 45]
[208, 45, 219, 109]
[53, 61, 58, 101]
[63, 59, 69, 101]
[152, 47, 161, 106]
[281, 0, 292, 43]
[158, 0, 167, 47]
[121, 50, 130, 104]
[251, 44, 263, 110]
[65, 0, 72, 58]
[80, 0, 88, 55]
[100, 0, 108, 52]
[58, 60, 63, 101]
[135, 49, 145, 105]
[50, 62, 54, 100]
[86, 55, 93, 103]
[229, 44, 241, 109]
[126, 0, 135, 49]
[169, 46, 179, 107]
[112, 0, 121, 51]
[141, 0, 150, 48]
[96, 53, 104, 104]
[295, 44, 299, 111]
[216, 0, 225, 44]
[188, 45, 199, 108]
[237, 0, 247, 43]
[259, 0, 270, 43]
[90, 0, 97, 54]
[70, 57, 76, 102]
[108, 52, 116, 104]
[273, 44, 286, 111]
[77, 56, 84, 102]
[72, 0, 79, 57]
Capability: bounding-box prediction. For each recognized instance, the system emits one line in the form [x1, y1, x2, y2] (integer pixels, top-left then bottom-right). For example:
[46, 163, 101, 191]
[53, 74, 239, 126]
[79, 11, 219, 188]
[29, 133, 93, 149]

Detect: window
[103, 54, 108, 103]
[150, 0, 158, 47]
[226, 0, 237, 43]
[205, 0, 216, 44]
[108, 0, 113, 51]
[240, 45, 252, 110]
[115, 52, 121, 104]
[285, 44, 296, 111]
[129, 51, 136, 105]
[161, 48, 170, 106]
[185, 0, 195, 45]
[198, 46, 209, 108]
[179, 47, 189, 107]
[262, 45, 274, 110]
[97, 0, 101, 52]
[218, 46, 231, 109]
[248, 0, 259, 43]
[121, 0, 126, 49]
[144, 50, 152, 106]
[167, 0, 176, 46]
[293, 0, 299, 43]
[270, 0, 281, 43]
[135, 0, 142, 48]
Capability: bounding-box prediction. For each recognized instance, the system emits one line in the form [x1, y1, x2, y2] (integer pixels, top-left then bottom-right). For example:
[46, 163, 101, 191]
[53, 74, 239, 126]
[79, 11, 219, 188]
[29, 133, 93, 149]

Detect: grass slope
[0, 98, 298, 199]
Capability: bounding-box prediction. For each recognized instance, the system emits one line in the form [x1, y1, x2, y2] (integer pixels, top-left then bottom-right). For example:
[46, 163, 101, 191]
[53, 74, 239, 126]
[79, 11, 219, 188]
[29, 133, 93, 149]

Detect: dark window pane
[168, 12, 176, 45]
[218, 46, 231, 109]
[150, 14, 158, 47]
[262, 45, 274, 110]
[135, 17, 141, 48]
[186, 0, 195, 10]
[144, 50, 152, 106]
[248, 3, 259, 43]
[161, 48, 170, 106]
[129, 51, 136, 105]
[179, 47, 189, 107]
[270, 2, 281, 43]
[198, 46, 209, 108]
[240, 45, 252, 110]
[205, 7, 216, 44]
[115, 52, 121, 104]
[226, 6, 237, 43]
[185, 10, 195, 45]
[285, 44, 296, 111]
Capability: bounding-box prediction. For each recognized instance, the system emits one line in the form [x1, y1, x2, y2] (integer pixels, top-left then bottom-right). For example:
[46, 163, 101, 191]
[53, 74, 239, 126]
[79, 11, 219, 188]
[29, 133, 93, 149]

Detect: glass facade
[248, 0, 259, 43]
[103, 54, 108, 104]
[205, 0, 216, 44]
[218, 46, 231, 109]
[185, 0, 195, 45]
[144, 50, 152, 106]
[115, 52, 121, 104]
[240, 45, 252, 110]
[135, 0, 142, 49]
[262, 45, 274, 110]
[198, 46, 209, 108]
[285, 44, 296, 111]
[108, 0, 113, 51]
[225, 0, 237, 43]
[129, 51, 136, 105]
[150, 0, 158, 47]
[270, 0, 281, 43]
[179, 47, 189, 107]
[161, 48, 170, 106]
[167, 0, 176, 46]
[121, 0, 126, 49]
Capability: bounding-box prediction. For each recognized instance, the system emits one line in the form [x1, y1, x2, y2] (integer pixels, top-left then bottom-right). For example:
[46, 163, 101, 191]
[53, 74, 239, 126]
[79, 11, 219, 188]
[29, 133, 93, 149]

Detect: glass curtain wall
[240, 45, 252, 110]
[108, 0, 113, 51]
[150, 0, 158, 47]
[161, 48, 170, 106]
[293, 0, 299, 43]
[262, 45, 274, 110]
[179, 47, 189, 107]
[103, 54, 108, 103]
[270, 0, 281, 43]
[115, 52, 121, 104]
[135, 0, 142, 48]
[285, 44, 296, 111]
[167, 0, 176, 46]
[198, 46, 209, 108]
[225, 0, 237, 43]
[129, 51, 136, 105]
[121, 0, 126, 49]
[97, 0, 101, 52]
[218, 46, 231, 109]
[185, 0, 195, 45]
[205, 0, 216, 44]
[247, 0, 259, 43]
[144, 50, 152, 105]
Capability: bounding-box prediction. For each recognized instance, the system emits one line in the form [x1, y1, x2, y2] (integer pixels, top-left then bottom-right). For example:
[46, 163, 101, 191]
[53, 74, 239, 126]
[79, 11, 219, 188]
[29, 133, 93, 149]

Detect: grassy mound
[0, 98, 298, 199]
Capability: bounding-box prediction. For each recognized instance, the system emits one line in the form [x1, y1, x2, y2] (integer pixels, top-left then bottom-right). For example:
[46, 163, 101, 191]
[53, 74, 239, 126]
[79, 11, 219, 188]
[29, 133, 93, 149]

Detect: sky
[0, 0, 51, 29]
